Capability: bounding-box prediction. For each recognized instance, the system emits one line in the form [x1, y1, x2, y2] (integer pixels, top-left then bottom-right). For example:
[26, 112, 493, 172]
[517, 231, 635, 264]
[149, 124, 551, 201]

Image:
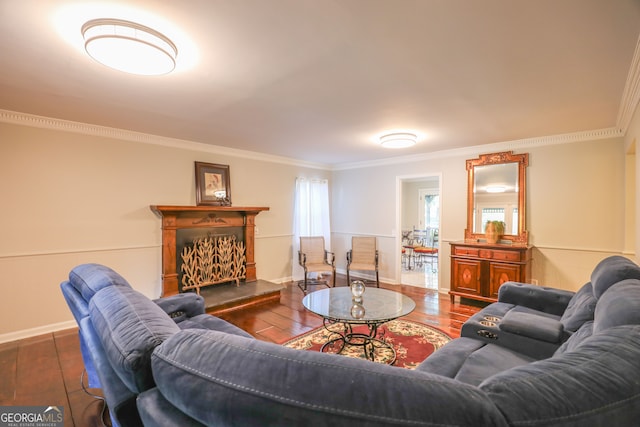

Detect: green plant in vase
[484, 220, 505, 244]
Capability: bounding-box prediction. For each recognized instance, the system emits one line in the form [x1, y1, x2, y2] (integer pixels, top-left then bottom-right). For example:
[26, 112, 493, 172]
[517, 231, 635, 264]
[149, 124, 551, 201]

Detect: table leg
[319, 320, 397, 364]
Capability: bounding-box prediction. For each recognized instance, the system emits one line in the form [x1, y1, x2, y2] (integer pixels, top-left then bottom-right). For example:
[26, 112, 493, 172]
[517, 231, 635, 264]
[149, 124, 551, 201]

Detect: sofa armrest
[153, 293, 205, 323]
[60, 280, 90, 325]
[80, 317, 142, 427]
[498, 282, 574, 316]
[498, 311, 565, 343]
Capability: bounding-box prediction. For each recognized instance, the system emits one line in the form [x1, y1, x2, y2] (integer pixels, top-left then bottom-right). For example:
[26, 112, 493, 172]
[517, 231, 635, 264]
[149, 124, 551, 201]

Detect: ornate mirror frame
[465, 151, 529, 244]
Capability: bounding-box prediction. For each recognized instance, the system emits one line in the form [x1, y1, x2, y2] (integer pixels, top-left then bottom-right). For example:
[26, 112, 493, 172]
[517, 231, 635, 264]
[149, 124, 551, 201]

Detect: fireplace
[180, 233, 246, 294]
[150, 205, 269, 296]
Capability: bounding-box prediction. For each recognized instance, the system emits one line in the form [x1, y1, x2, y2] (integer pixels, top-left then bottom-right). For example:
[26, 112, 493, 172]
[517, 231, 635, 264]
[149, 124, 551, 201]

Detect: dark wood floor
[0, 276, 485, 427]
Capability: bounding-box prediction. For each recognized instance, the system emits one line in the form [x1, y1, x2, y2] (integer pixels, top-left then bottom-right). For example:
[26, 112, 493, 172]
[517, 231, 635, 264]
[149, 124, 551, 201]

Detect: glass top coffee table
[302, 287, 416, 364]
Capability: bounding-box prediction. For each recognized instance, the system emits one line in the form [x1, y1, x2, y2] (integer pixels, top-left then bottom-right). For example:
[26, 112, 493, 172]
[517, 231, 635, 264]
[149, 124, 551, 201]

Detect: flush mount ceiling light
[81, 18, 177, 75]
[379, 132, 417, 149]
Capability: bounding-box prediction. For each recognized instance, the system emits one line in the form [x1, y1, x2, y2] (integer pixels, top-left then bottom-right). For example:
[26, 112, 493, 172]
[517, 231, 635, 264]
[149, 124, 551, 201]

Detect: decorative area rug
[282, 319, 452, 369]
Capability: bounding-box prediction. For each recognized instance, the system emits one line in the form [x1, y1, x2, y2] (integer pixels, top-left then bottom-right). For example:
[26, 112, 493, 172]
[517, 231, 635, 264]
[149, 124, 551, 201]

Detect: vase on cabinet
[484, 221, 505, 244]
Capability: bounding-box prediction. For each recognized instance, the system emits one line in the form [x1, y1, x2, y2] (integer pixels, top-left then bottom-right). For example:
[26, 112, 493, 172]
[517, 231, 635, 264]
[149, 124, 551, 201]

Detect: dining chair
[346, 236, 379, 287]
[298, 236, 336, 292]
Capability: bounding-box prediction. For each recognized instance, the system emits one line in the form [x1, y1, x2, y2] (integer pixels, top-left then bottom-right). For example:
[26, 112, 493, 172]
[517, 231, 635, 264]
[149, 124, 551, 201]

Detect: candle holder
[350, 280, 365, 303]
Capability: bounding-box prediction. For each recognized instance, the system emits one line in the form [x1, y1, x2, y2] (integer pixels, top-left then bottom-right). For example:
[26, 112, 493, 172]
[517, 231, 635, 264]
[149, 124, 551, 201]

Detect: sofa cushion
[480, 325, 640, 427]
[497, 282, 574, 316]
[593, 279, 640, 333]
[499, 310, 564, 343]
[590, 256, 640, 298]
[509, 305, 562, 319]
[89, 286, 180, 394]
[416, 337, 486, 377]
[452, 343, 535, 386]
[151, 329, 509, 427]
[560, 282, 597, 332]
[420, 337, 535, 386]
[554, 321, 594, 356]
[69, 263, 131, 301]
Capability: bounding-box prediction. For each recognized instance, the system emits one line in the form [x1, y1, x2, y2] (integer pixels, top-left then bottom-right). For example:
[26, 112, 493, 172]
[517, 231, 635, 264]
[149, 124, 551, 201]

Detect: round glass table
[302, 287, 416, 364]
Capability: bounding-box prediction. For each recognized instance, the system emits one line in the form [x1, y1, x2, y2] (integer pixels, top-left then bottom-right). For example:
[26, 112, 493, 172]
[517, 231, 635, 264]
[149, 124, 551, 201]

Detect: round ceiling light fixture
[81, 18, 178, 75]
[379, 132, 418, 149]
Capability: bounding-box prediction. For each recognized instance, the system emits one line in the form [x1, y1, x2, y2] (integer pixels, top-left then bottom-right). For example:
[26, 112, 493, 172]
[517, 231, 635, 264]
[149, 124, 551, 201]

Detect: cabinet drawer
[454, 247, 479, 257]
[490, 250, 521, 262]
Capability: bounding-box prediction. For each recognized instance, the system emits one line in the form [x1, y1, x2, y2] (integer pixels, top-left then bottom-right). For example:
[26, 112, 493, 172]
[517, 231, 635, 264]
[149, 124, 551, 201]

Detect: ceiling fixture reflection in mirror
[465, 151, 529, 244]
[474, 162, 519, 194]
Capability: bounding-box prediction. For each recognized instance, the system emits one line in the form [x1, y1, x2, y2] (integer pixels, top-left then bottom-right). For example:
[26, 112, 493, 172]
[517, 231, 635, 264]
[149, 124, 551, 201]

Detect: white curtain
[292, 178, 331, 281]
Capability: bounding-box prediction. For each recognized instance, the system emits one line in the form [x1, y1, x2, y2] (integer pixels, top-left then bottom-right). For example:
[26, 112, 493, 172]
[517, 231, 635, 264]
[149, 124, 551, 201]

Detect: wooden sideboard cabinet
[449, 241, 532, 304]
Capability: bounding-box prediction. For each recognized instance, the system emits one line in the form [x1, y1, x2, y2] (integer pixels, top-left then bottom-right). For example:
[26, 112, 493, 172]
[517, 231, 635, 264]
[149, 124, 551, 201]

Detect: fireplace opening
[177, 228, 246, 294]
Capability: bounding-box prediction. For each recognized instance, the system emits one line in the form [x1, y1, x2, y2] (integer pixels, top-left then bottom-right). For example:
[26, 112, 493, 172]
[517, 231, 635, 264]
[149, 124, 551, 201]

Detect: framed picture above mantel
[195, 161, 231, 206]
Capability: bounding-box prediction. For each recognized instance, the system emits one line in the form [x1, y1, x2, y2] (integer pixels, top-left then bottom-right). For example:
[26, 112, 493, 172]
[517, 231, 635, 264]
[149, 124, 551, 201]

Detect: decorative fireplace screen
[180, 234, 246, 294]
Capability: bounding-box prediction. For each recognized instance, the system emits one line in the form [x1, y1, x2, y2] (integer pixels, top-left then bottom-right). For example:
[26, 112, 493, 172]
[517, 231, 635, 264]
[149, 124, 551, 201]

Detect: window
[292, 178, 331, 280]
[481, 208, 505, 231]
[424, 194, 440, 229]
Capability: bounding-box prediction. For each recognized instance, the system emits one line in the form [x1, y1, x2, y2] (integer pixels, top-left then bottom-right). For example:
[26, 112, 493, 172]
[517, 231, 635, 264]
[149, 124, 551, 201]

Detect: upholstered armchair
[346, 236, 379, 287]
[298, 236, 336, 292]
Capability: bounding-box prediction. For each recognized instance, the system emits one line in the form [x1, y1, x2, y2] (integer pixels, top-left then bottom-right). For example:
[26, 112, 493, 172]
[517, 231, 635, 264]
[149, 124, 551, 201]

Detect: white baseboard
[0, 320, 77, 344]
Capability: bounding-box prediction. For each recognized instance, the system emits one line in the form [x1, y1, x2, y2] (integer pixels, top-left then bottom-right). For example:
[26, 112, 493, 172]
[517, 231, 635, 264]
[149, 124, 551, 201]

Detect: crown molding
[333, 127, 624, 170]
[617, 33, 640, 133]
[0, 109, 332, 171]
[0, 108, 627, 172]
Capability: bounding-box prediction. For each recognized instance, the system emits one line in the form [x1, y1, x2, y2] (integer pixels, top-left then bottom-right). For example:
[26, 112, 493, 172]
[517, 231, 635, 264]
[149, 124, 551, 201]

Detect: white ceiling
[1, 0, 639, 166]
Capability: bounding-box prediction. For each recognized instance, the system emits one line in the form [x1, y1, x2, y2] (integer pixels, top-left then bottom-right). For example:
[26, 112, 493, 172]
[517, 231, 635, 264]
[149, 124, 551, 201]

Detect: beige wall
[401, 178, 439, 231]
[332, 137, 628, 294]
[527, 139, 628, 286]
[0, 116, 634, 342]
[0, 121, 329, 341]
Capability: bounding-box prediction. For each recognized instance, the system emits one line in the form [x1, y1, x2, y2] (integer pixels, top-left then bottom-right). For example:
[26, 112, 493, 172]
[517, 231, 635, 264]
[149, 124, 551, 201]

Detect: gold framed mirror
[465, 151, 529, 244]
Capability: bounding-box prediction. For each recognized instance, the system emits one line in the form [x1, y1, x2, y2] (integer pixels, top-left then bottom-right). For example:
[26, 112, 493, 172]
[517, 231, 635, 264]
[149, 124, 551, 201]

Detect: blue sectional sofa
[62, 257, 640, 426]
[420, 255, 640, 383]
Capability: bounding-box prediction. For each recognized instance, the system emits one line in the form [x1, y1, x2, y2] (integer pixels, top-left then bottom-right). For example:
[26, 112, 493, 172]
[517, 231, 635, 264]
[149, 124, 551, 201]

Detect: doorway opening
[399, 175, 441, 290]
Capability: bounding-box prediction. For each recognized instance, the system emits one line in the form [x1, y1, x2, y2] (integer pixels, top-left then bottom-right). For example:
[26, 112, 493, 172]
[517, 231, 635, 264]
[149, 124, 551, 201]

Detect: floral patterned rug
[282, 319, 452, 369]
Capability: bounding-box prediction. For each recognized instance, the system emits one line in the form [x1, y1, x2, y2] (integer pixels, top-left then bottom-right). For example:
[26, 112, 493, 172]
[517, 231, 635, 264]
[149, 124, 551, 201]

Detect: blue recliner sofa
[60, 263, 252, 427]
[63, 257, 640, 426]
[420, 255, 640, 383]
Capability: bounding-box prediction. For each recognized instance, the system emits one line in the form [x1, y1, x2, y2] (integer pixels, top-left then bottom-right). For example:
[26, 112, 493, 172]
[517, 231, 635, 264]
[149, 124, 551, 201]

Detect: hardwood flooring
[0, 276, 484, 427]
